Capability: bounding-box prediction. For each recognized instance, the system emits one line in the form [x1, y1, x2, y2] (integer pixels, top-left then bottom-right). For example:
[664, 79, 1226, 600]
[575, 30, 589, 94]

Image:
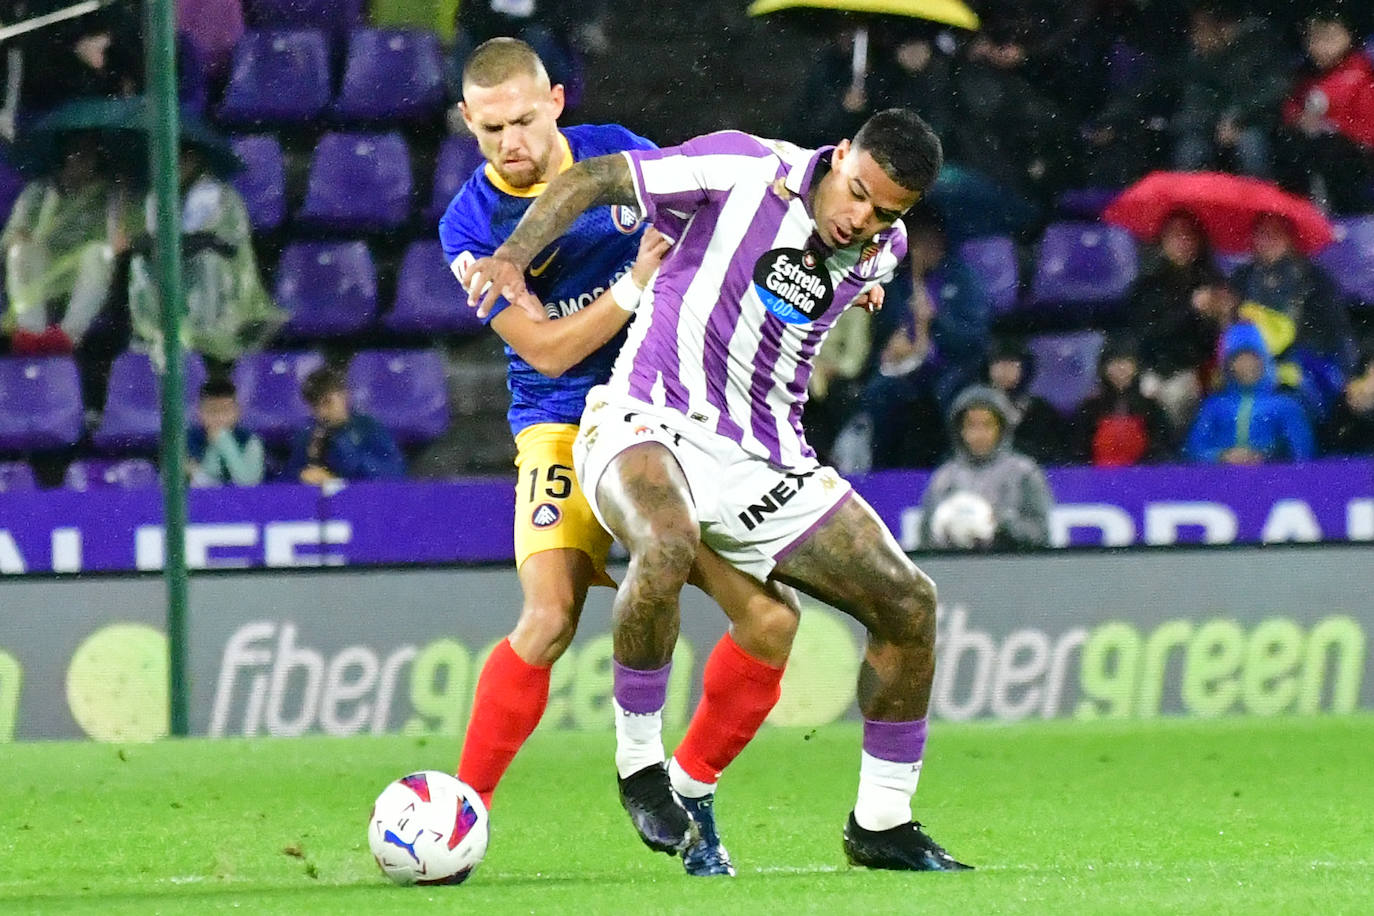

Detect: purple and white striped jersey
[614, 130, 907, 468]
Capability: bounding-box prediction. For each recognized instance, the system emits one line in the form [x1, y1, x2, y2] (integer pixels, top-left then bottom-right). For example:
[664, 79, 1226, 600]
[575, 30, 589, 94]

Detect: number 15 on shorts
[528, 464, 573, 502]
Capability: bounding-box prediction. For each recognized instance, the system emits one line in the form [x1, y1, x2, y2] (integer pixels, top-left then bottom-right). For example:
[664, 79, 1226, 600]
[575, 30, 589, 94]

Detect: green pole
[146, 0, 190, 737]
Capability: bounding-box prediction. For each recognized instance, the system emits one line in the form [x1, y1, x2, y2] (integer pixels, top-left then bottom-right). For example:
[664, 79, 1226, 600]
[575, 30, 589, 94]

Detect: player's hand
[630, 226, 671, 288]
[463, 253, 529, 319]
[852, 285, 885, 313]
[299, 465, 336, 485]
[508, 288, 550, 323]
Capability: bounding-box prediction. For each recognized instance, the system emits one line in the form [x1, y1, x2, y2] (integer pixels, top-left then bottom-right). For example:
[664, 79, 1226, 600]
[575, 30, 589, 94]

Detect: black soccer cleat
[617, 764, 694, 855]
[842, 813, 973, 872]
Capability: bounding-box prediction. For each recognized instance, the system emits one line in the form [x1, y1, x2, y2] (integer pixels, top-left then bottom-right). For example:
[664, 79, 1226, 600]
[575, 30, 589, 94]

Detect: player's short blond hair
[462, 37, 550, 92]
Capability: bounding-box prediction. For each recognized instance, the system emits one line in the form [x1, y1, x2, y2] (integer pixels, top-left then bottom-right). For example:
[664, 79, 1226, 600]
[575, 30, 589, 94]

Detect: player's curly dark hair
[852, 109, 944, 197]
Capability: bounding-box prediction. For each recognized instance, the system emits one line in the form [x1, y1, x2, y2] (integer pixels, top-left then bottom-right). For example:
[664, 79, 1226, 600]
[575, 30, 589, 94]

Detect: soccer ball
[928, 490, 997, 549]
[368, 771, 489, 886]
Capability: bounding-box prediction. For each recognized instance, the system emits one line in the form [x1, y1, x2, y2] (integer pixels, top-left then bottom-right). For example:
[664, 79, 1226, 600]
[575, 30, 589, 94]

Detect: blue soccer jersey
[438, 123, 657, 436]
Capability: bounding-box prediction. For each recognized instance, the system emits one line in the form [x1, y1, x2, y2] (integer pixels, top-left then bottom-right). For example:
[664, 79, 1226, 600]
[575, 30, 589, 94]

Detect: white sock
[668, 756, 717, 800]
[613, 698, 665, 778]
[853, 751, 922, 832]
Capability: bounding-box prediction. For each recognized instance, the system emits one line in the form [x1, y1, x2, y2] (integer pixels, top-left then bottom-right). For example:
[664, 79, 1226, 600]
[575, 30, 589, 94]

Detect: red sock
[457, 638, 551, 810]
[674, 634, 785, 784]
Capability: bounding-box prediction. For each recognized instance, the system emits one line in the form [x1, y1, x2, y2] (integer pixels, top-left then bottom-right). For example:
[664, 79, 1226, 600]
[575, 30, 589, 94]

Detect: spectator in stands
[1071, 335, 1176, 466]
[805, 305, 872, 468]
[187, 377, 263, 487]
[1230, 212, 1357, 417]
[982, 338, 1067, 466]
[918, 384, 1054, 550]
[1275, 6, 1374, 214]
[863, 207, 991, 468]
[1320, 349, 1374, 455]
[1168, 1, 1290, 177]
[789, 29, 953, 150]
[1184, 322, 1315, 464]
[11, 3, 141, 121]
[947, 8, 1071, 205]
[287, 367, 405, 485]
[127, 137, 283, 371]
[1129, 211, 1224, 430]
[2, 132, 135, 356]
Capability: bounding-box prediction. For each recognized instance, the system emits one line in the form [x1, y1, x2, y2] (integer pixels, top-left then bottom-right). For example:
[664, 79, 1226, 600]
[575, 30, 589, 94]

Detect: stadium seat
[178, 0, 245, 77]
[0, 158, 26, 228]
[275, 241, 378, 338]
[1214, 251, 1251, 277]
[0, 461, 36, 492]
[384, 240, 483, 336]
[427, 133, 485, 220]
[0, 356, 83, 451]
[216, 29, 332, 127]
[958, 235, 1019, 315]
[92, 351, 208, 453]
[297, 132, 414, 233]
[1055, 188, 1120, 220]
[1028, 222, 1139, 308]
[230, 134, 286, 232]
[1316, 216, 1374, 307]
[233, 350, 326, 447]
[63, 458, 159, 491]
[331, 28, 446, 125]
[1027, 330, 1107, 415]
[347, 349, 449, 446]
[243, 0, 365, 35]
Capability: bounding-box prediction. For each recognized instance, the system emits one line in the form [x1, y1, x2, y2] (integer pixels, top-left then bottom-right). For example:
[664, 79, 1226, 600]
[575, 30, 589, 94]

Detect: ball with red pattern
[368, 771, 489, 886]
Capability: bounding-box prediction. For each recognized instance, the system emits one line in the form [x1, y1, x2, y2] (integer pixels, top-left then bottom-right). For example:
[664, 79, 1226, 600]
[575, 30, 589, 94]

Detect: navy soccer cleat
[617, 764, 693, 855]
[679, 793, 735, 877]
[842, 813, 973, 872]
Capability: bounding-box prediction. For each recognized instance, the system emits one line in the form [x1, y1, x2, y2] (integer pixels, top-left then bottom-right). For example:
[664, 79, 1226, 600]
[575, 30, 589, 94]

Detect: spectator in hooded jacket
[1276, 6, 1374, 214]
[919, 384, 1054, 550]
[1184, 323, 1316, 464]
[982, 338, 1067, 466]
[1072, 336, 1176, 466]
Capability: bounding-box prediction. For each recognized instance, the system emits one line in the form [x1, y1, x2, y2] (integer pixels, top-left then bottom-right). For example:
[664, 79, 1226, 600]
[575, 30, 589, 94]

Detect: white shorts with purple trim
[574, 386, 853, 582]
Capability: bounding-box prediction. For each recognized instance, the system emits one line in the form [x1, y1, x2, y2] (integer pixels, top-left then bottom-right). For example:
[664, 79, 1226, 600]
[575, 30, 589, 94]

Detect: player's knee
[628, 521, 698, 588]
[756, 596, 800, 657]
[510, 601, 579, 665]
[875, 568, 937, 648]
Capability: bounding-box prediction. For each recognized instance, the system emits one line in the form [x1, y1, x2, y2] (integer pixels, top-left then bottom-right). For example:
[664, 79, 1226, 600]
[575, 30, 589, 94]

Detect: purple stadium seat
[1029, 222, 1138, 307]
[332, 29, 446, 125]
[216, 29, 331, 127]
[64, 458, 159, 491]
[275, 241, 378, 338]
[384, 241, 484, 336]
[958, 236, 1019, 315]
[233, 351, 325, 447]
[1316, 216, 1374, 307]
[93, 351, 208, 453]
[347, 349, 449, 446]
[0, 356, 83, 451]
[1027, 330, 1107, 415]
[178, 0, 245, 78]
[0, 461, 36, 492]
[427, 133, 485, 220]
[1214, 251, 1252, 277]
[1056, 188, 1120, 220]
[231, 134, 286, 232]
[0, 158, 26, 228]
[297, 132, 414, 233]
[244, 0, 364, 36]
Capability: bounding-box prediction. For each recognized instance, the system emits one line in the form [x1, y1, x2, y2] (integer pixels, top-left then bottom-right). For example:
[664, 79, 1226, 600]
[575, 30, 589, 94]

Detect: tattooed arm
[462, 153, 639, 318]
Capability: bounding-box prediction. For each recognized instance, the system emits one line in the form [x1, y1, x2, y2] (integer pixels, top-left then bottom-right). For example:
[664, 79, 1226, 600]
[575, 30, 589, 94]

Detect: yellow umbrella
[747, 0, 980, 32]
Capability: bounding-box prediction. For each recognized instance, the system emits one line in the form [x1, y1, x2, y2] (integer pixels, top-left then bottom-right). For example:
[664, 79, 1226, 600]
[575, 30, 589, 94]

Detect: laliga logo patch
[531, 503, 562, 529]
[752, 247, 834, 325]
[610, 204, 643, 235]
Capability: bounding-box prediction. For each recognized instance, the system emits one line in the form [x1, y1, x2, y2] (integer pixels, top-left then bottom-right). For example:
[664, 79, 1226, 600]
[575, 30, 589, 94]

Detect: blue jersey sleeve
[438, 186, 511, 324]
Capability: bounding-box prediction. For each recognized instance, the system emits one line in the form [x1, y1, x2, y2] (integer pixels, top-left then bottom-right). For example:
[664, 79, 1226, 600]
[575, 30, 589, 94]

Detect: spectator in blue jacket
[1184, 323, 1316, 464]
[287, 367, 405, 484]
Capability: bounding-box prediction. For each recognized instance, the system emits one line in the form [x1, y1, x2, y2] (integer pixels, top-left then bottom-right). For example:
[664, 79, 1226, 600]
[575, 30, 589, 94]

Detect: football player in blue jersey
[438, 38, 799, 878]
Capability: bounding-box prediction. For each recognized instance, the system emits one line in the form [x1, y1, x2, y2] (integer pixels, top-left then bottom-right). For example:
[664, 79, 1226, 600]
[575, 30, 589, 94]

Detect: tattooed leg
[595, 441, 700, 670]
[772, 494, 936, 720]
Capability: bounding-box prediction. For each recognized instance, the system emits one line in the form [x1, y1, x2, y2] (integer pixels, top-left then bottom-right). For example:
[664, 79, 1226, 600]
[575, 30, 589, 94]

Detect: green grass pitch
[3, 716, 1371, 913]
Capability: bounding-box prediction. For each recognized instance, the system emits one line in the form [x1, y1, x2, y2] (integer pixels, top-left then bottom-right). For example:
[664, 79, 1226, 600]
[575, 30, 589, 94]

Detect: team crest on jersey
[531, 502, 562, 529]
[610, 204, 643, 234]
[752, 247, 834, 325]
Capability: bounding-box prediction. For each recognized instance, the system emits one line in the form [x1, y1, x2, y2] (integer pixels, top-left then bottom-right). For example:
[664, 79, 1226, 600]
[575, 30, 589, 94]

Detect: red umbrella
[1102, 171, 1335, 256]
